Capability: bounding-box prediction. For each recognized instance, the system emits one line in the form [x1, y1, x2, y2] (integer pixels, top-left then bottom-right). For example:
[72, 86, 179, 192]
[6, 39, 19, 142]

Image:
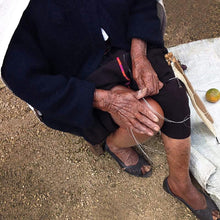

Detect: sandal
[163, 177, 220, 220]
[104, 143, 152, 178]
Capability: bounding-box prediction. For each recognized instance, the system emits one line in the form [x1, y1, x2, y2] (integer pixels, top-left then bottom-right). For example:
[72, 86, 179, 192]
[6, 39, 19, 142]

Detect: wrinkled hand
[108, 88, 160, 135]
[130, 38, 163, 97]
[93, 88, 160, 135]
[132, 55, 163, 96]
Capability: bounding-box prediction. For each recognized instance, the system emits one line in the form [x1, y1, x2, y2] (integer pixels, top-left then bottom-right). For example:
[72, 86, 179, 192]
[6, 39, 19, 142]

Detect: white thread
[129, 128, 153, 165]
[130, 129, 165, 155]
[142, 98, 190, 124]
[168, 77, 177, 81]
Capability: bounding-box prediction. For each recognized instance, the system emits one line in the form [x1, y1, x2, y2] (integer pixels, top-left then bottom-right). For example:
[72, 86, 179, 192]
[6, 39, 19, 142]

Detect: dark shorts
[80, 46, 191, 145]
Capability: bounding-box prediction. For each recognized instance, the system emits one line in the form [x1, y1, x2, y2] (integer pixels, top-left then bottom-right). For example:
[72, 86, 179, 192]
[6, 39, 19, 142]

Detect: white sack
[169, 38, 220, 209]
[0, 0, 30, 73]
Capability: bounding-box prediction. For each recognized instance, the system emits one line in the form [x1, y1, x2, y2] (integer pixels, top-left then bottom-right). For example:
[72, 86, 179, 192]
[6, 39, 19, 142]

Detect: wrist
[132, 54, 147, 67]
[93, 89, 112, 112]
[131, 38, 147, 60]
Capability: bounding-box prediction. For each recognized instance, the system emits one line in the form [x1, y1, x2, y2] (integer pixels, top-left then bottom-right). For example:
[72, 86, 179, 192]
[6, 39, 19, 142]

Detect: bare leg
[106, 86, 164, 174]
[106, 127, 152, 173]
[162, 133, 220, 219]
[106, 86, 220, 218]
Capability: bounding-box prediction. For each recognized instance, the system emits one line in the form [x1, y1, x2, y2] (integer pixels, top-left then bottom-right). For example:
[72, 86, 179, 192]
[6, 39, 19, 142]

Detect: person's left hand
[132, 55, 163, 97]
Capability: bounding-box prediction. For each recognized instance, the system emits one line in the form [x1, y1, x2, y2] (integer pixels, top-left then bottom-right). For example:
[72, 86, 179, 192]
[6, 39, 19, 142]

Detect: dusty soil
[0, 0, 220, 219]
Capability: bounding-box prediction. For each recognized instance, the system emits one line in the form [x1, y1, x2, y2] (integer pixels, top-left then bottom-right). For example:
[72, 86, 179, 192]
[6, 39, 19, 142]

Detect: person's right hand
[93, 88, 160, 136]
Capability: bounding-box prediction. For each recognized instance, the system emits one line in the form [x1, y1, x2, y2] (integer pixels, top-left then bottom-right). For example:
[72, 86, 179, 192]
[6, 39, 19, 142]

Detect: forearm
[130, 38, 163, 94]
[130, 38, 151, 68]
[131, 38, 154, 72]
[131, 38, 147, 60]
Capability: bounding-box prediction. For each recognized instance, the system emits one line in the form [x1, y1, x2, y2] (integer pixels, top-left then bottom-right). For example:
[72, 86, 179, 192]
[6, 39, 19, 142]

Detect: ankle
[168, 176, 193, 194]
[167, 176, 207, 210]
[106, 135, 123, 150]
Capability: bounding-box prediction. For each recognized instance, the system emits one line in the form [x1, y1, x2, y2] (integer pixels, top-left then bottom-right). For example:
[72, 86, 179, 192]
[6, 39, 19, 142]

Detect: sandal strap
[123, 156, 151, 177]
[104, 144, 152, 177]
[194, 194, 219, 220]
[163, 177, 220, 220]
[104, 144, 127, 167]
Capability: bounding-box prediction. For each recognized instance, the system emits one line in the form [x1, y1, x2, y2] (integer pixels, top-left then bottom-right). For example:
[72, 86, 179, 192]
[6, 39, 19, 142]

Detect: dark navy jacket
[2, 0, 163, 139]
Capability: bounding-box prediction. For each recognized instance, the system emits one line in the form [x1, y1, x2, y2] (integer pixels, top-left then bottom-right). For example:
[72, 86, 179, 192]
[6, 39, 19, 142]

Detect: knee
[142, 97, 164, 129]
[162, 80, 190, 121]
[165, 80, 189, 107]
[110, 85, 164, 130]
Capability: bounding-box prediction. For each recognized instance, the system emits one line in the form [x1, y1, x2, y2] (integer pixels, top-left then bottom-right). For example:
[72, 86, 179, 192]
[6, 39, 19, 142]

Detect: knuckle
[129, 118, 136, 125]
[134, 112, 139, 118]
[138, 104, 145, 113]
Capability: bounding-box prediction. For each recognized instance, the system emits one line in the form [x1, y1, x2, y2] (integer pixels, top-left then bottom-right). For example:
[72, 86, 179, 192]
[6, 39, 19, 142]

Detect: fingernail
[142, 129, 148, 133]
[154, 126, 160, 132]
[137, 90, 142, 96]
[153, 116, 159, 122]
[138, 88, 146, 95]
[148, 131, 154, 136]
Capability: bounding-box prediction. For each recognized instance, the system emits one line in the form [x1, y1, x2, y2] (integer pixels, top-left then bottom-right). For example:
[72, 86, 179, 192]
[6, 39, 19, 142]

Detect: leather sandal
[104, 143, 152, 178]
[163, 177, 220, 220]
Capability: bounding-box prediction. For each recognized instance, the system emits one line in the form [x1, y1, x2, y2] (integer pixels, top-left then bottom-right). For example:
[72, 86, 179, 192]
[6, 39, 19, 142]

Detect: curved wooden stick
[165, 52, 216, 137]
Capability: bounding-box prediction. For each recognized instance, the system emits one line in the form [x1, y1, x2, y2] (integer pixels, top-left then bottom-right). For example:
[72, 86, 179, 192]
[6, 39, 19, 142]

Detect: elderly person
[1, 0, 219, 219]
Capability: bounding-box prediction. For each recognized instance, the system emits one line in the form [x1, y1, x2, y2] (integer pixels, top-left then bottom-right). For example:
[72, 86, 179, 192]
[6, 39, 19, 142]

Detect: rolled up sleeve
[128, 0, 164, 46]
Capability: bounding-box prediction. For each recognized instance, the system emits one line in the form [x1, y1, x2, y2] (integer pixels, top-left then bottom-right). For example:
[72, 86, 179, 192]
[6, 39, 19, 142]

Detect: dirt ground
[0, 0, 220, 219]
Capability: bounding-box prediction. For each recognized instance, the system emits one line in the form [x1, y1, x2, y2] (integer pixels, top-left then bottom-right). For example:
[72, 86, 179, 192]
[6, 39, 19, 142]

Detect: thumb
[135, 88, 147, 99]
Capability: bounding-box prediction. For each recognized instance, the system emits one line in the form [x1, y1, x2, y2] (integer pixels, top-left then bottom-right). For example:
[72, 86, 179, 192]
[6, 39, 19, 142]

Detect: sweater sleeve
[1, 8, 96, 132]
[127, 0, 164, 46]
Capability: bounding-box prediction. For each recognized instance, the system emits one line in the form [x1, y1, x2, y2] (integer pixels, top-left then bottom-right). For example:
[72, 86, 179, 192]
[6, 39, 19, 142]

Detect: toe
[212, 210, 220, 220]
[141, 165, 151, 175]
